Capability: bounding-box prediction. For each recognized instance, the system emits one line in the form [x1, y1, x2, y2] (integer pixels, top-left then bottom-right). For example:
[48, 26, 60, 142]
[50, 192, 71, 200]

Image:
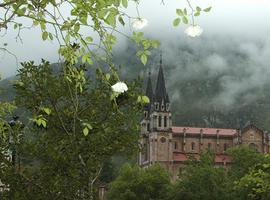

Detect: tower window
[147, 123, 150, 131]
[164, 116, 167, 127]
[161, 104, 164, 111]
[144, 111, 148, 118]
[166, 103, 169, 111]
[155, 103, 159, 110]
[160, 137, 166, 143]
[191, 142, 195, 151]
[174, 142, 178, 150]
[158, 116, 162, 127]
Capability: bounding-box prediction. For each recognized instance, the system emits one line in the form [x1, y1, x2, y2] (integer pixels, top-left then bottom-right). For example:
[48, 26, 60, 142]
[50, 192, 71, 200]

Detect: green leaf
[142, 96, 150, 104]
[204, 7, 212, 12]
[65, 35, 70, 43]
[140, 54, 147, 65]
[196, 6, 201, 12]
[37, 119, 42, 126]
[176, 9, 183, 16]
[43, 108, 51, 115]
[83, 127, 89, 136]
[40, 22, 46, 30]
[79, 16, 88, 25]
[82, 54, 88, 63]
[194, 12, 200, 17]
[42, 32, 48, 40]
[74, 23, 80, 33]
[41, 120, 47, 128]
[49, 33, 53, 40]
[105, 73, 111, 81]
[183, 8, 187, 15]
[182, 16, 188, 24]
[122, 0, 128, 8]
[86, 57, 93, 65]
[118, 16, 125, 26]
[137, 96, 142, 103]
[106, 12, 116, 27]
[85, 36, 93, 42]
[173, 18, 181, 26]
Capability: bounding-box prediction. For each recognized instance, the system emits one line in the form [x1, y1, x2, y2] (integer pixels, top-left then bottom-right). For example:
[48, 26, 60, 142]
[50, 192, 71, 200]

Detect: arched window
[174, 142, 178, 150]
[160, 137, 166, 143]
[161, 104, 164, 111]
[155, 102, 159, 110]
[164, 116, 167, 127]
[166, 103, 170, 111]
[191, 142, 195, 151]
[144, 111, 148, 118]
[158, 116, 162, 127]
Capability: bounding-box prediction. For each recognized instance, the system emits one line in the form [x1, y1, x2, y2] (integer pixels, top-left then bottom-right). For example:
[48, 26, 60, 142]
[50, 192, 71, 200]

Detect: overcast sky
[1, 0, 270, 78]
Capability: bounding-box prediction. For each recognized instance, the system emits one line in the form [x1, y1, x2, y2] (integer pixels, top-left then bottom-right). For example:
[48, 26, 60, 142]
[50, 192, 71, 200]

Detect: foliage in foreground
[107, 147, 270, 200]
[107, 164, 171, 200]
[0, 60, 147, 199]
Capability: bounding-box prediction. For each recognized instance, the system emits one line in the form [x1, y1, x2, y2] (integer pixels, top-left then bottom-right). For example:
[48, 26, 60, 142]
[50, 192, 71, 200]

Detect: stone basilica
[139, 57, 270, 180]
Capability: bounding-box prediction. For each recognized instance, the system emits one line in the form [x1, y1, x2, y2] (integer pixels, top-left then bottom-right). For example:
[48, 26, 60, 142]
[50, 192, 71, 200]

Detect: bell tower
[139, 71, 153, 166]
[141, 54, 173, 169]
[150, 54, 172, 131]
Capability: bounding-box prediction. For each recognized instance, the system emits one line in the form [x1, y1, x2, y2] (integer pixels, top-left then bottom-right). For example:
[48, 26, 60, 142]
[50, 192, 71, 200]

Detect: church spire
[155, 53, 169, 104]
[146, 71, 153, 101]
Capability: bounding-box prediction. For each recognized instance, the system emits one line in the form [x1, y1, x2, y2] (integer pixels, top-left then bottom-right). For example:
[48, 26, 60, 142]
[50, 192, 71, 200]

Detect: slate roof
[172, 126, 237, 137]
[173, 152, 232, 163]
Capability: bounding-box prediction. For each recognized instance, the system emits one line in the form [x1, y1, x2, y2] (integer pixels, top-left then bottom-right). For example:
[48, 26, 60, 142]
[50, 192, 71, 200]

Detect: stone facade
[139, 58, 270, 181]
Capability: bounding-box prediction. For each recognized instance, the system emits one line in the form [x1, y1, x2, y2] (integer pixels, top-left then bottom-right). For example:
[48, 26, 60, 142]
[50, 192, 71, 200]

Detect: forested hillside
[2, 37, 270, 130]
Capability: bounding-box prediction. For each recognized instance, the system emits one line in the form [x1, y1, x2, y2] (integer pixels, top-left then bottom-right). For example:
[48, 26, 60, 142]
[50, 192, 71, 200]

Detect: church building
[139, 56, 270, 180]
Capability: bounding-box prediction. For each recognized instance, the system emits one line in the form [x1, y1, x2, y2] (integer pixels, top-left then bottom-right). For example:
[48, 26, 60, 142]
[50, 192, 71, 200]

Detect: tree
[0, 60, 150, 199]
[234, 154, 270, 200]
[0, 0, 159, 67]
[170, 151, 231, 200]
[107, 164, 171, 200]
[227, 146, 266, 180]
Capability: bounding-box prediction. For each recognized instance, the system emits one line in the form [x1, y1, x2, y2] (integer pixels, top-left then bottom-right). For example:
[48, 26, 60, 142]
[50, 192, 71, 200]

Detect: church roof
[144, 72, 154, 112]
[145, 72, 153, 101]
[172, 126, 237, 136]
[173, 152, 232, 163]
[154, 54, 169, 104]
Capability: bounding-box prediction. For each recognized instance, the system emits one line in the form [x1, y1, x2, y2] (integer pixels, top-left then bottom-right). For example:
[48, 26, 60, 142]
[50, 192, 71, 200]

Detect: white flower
[184, 25, 203, 37]
[132, 18, 148, 30]
[111, 82, 128, 93]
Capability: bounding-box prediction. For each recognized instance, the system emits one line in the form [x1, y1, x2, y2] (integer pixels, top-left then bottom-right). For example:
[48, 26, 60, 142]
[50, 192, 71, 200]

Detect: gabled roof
[172, 126, 237, 137]
[241, 123, 264, 134]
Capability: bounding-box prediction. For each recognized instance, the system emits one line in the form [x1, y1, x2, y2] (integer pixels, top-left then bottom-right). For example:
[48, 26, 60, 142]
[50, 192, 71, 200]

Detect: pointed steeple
[146, 71, 153, 101]
[155, 53, 169, 104]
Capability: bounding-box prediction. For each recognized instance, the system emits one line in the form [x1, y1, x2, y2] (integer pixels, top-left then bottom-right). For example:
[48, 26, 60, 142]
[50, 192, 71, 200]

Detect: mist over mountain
[1, 33, 270, 129]
[114, 34, 270, 129]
